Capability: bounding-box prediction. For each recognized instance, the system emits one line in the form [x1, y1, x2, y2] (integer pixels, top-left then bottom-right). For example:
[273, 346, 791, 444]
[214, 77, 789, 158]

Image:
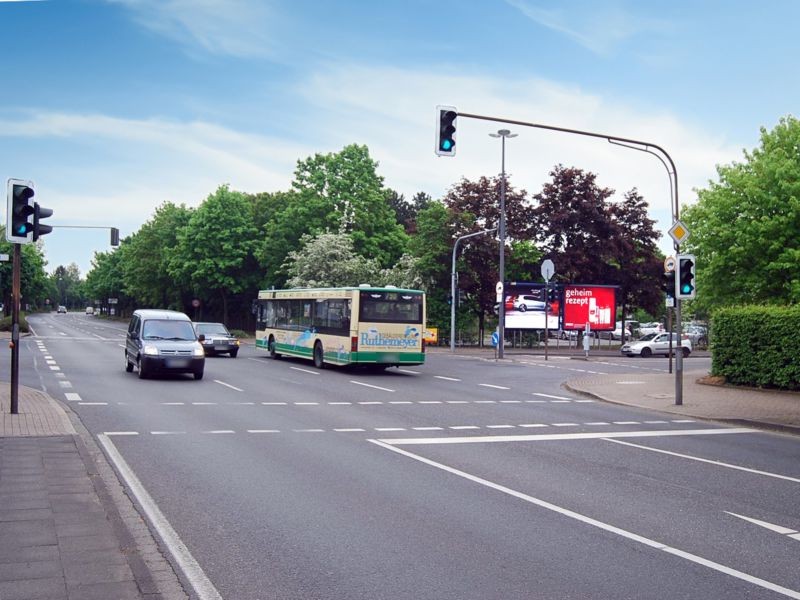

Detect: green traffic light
[441, 139, 453, 151]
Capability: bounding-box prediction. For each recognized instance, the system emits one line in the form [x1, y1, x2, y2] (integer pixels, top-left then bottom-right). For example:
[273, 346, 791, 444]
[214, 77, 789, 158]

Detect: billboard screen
[503, 282, 560, 330]
[562, 285, 617, 331]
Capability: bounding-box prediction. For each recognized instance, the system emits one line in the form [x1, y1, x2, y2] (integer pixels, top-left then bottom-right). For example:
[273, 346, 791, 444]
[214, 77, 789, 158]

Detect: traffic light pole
[10, 244, 21, 414]
[455, 110, 684, 404]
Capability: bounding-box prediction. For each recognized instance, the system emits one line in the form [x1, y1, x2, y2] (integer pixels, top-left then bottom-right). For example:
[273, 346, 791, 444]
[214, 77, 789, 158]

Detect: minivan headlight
[143, 345, 159, 356]
[193, 343, 205, 357]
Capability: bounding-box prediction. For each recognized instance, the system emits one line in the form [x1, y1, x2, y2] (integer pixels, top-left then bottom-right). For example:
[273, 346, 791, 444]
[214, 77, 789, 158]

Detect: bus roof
[257, 286, 424, 298]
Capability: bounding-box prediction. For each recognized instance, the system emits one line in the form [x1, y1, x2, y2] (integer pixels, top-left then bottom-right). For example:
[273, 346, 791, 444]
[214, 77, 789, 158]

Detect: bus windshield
[359, 291, 423, 324]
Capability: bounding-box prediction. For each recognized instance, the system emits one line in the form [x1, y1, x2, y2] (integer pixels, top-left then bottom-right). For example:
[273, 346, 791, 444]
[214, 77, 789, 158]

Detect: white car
[621, 333, 692, 358]
[639, 322, 664, 336]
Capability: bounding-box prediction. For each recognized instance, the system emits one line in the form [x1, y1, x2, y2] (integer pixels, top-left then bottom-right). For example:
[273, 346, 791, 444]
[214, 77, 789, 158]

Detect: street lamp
[489, 129, 517, 359]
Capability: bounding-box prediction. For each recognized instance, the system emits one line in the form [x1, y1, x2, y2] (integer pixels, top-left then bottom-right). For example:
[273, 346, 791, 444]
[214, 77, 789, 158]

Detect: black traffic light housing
[676, 254, 696, 299]
[33, 203, 53, 241]
[662, 271, 676, 300]
[6, 179, 35, 244]
[111, 227, 120, 246]
[435, 105, 457, 157]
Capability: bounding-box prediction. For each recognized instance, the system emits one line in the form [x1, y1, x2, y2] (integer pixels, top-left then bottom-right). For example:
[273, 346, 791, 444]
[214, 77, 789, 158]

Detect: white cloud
[106, 0, 275, 58]
[505, 0, 672, 55]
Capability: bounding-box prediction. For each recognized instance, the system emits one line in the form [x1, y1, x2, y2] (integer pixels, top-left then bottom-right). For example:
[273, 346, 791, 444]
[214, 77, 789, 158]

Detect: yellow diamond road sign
[668, 220, 691, 245]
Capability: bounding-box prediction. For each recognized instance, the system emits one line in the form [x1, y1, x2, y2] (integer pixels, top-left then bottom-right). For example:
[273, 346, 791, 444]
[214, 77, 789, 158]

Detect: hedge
[711, 305, 800, 390]
[0, 314, 29, 333]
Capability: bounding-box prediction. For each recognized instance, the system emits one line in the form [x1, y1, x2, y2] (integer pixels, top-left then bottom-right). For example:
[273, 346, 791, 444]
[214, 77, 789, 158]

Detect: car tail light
[351, 336, 358, 352]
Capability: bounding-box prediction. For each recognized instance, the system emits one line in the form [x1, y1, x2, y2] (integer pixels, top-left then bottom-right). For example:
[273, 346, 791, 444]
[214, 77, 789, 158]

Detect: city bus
[254, 286, 426, 368]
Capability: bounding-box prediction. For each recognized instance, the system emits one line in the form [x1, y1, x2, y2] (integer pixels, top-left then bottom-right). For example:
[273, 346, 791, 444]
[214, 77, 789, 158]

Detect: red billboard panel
[562, 285, 617, 331]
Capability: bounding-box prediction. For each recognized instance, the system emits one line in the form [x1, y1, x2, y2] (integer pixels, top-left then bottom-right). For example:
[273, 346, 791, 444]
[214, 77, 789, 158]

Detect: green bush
[0, 313, 29, 333]
[712, 305, 800, 390]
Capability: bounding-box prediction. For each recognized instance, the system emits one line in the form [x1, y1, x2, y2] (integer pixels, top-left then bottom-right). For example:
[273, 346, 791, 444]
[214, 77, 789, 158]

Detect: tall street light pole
[489, 129, 517, 360]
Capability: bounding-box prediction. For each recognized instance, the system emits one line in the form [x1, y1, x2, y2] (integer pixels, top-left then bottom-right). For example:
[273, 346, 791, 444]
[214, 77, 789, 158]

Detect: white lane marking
[104, 431, 139, 436]
[293, 429, 325, 433]
[487, 425, 515, 429]
[613, 421, 640, 425]
[58, 381, 73, 389]
[192, 402, 216, 406]
[262, 402, 287, 406]
[644, 420, 669, 424]
[604, 438, 800, 483]
[726, 512, 798, 536]
[434, 375, 461, 381]
[585, 422, 611, 426]
[294, 402, 319, 406]
[205, 430, 235, 434]
[49, 366, 61, 371]
[475, 400, 496, 404]
[671, 419, 696, 423]
[375, 428, 407, 432]
[333, 428, 365, 432]
[351, 381, 395, 393]
[449, 425, 480, 430]
[359, 401, 384, 405]
[500, 400, 522, 404]
[64, 393, 81, 402]
[151, 431, 186, 435]
[213, 380, 244, 392]
[78, 402, 107, 406]
[163, 402, 185, 405]
[413, 427, 444, 431]
[379, 428, 757, 446]
[46, 359, 56, 365]
[247, 429, 280, 433]
[290, 366, 319, 375]
[575, 400, 595, 403]
[446, 400, 469, 404]
[398, 369, 420, 374]
[228, 402, 255, 406]
[369, 440, 800, 600]
[419, 401, 442, 404]
[532, 392, 570, 400]
[389, 401, 413, 405]
[479, 384, 510, 390]
[97, 435, 223, 600]
[329, 402, 352, 405]
[552, 423, 579, 427]
[519, 423, 548, 428]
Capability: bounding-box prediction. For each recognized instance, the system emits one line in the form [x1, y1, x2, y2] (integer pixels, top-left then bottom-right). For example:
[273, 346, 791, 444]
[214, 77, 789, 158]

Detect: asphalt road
[14, 311, 800, 600]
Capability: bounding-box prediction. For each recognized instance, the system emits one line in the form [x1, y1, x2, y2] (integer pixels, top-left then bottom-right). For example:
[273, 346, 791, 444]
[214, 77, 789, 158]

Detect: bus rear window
[359, 292, 422, 324]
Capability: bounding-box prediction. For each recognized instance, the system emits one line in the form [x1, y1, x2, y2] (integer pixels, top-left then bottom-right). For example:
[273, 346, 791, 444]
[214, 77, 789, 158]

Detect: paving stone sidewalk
[1, 385, 188, 600]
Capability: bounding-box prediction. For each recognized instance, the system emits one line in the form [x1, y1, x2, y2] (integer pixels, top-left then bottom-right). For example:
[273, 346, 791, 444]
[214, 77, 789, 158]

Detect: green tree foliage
[122, 202, 193, 309]
[84, 247, 129, 315]
[683, 115, 800, 311]
[262, 144, 408, 288]
[0, 227, 51, 313]
[170, 185, 260, 323]
[50, 264, 84, 308]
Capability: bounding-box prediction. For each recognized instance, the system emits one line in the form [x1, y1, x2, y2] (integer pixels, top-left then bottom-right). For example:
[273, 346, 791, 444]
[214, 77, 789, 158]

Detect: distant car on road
[85, 306, 94, 315]
[193, 322, 240, 357]
[621, 332, 692, 358]
[57, 305, 67, 314]
[125, 309, 205, 380]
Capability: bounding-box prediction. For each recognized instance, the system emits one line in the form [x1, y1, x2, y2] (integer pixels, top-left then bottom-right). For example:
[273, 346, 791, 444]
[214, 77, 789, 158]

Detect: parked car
[639, 322, 664, 336]
[125, 309, 205, 379]
[684, 324, 708, 348]
[193, 322, 240, 357]
[593, 322, 632, 341]
[57, 305, 67, 314]
[621, 332, 692, 358]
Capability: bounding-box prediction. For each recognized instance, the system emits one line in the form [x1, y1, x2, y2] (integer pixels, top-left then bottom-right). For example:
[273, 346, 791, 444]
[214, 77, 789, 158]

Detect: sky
[1, 0, 798, 277]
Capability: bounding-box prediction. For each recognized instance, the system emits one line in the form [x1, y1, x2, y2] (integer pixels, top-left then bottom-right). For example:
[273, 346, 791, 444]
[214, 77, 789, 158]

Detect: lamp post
[489, 129, 517, 359]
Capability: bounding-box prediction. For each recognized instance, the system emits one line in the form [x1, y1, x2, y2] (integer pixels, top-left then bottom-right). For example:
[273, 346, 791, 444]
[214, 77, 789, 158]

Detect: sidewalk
[0, 384, 188, 600]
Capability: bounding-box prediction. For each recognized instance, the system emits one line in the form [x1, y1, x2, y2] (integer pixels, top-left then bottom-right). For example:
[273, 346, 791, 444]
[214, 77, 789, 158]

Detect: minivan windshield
[142, 319, 196, 341]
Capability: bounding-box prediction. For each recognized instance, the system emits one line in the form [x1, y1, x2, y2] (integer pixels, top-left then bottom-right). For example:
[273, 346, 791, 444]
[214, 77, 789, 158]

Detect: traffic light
[435, 105, 457, 157]
[111, 227, 120, 246]
[6, 179, 35, 244]
[662, 271, 675, 300]
[33, 202, 53, 241]
[676, 254, 696, 299]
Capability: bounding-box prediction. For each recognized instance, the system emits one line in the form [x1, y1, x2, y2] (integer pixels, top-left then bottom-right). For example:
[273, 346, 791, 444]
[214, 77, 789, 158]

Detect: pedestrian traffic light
[435, 105, 457, 157]
[662, 271, 675, 300]
[676, 254, 696, 299]
[6, 179, 35, 244]
[33, 202, 53, 241]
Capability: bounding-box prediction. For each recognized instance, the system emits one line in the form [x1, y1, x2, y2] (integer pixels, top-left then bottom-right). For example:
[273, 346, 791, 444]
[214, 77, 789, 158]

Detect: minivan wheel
[137, 357, 148, 379]
[313, 342, 325, 369]
[125, 352, 134, 372]
[194, 370, 204, 380]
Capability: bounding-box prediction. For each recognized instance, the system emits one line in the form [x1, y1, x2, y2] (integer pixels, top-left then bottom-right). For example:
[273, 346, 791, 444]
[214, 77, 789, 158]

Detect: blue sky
[2, 0, 798, 276]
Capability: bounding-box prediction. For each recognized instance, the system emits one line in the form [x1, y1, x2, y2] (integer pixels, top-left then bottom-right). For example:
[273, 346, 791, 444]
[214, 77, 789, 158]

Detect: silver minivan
[125, 309, 205, 380]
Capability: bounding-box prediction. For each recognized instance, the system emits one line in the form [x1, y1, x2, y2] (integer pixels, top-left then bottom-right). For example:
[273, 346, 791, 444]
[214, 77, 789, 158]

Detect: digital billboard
[562, 285, 617, 331]
[503, 282, 560, 330]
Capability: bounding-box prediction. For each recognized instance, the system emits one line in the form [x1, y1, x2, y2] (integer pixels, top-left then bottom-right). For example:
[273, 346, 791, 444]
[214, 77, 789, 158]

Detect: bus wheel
[268, 336, 280, 359]
[313, 342, 325, 369]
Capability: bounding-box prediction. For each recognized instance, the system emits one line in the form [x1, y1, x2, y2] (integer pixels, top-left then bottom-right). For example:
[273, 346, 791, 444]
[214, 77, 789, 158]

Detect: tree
[0, 226, 51, 313]
[170, 185, 260, 324]
[284, 233, 381, 288]
[683, 115, 800, 310]
[443, 176, 532, 337]
[122, 202, 193, 309]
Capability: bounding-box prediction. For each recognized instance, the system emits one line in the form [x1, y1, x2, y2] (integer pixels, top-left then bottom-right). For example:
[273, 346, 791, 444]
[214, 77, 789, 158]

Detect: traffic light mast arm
[454, 110, 679, 224]
[48, 225, 121, 246]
